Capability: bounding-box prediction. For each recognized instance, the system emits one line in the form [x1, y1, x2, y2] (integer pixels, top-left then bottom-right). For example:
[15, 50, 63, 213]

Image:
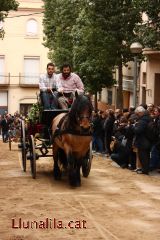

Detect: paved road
[0, 140, 160, 240]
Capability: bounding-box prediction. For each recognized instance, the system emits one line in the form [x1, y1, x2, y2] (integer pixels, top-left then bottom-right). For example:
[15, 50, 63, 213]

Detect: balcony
[19, 73, 39, 87]
[143, 48, 160, 60]
[0, 73, 10, 86]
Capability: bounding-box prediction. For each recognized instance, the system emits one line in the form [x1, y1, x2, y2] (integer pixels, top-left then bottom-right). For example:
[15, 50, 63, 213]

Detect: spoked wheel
[19, 120, 27, 172]
[82, 142, 93, 178]
[8, 132, 12, 151]
[29, 135, 36, 179]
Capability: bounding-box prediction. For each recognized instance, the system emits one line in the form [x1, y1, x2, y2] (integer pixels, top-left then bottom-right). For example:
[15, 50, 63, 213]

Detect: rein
[77, 115, 91, 121]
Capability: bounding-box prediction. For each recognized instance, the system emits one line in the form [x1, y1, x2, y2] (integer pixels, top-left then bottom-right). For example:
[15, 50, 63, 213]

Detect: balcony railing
[0, 73, 10, 85]
[19, 73, 39, 87]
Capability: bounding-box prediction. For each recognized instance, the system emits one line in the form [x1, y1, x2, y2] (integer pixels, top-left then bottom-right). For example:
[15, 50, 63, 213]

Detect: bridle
[78, 115, 91, 120]
[77, 114, 92, 123]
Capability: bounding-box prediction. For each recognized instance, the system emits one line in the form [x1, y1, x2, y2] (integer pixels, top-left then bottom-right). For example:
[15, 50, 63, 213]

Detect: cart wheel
[82, 142, 93, 178]
[29, 135, 36, 179]
[8, 133, 12, 151]
[20, 120, 27, 172]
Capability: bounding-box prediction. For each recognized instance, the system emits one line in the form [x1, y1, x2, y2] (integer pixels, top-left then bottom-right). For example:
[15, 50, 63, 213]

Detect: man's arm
[55, 74, 64, 93]
[39, 74, 47, 92]
[74, 73, 84, 93]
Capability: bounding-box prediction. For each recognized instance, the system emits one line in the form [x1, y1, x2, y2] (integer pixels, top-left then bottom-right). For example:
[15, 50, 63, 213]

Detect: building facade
[0, 0, 49, 116]
[139, 49, 160, 106]
[98, 62, 135, 111]
[99, 50, 160, 111]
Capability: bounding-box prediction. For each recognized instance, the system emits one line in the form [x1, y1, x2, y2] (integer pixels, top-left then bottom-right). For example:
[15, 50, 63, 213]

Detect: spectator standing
[133, 106, 152, 175]
[147, 103, 155, 118]
[103, 109, 115, 156]
[0, 114, 2, 136]
[0, 114, 10, 142]
[92, 112, 104, 153]
[150, 107, 160, 170]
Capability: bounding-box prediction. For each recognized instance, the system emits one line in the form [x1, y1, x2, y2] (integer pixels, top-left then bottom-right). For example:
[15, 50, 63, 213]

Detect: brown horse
[52, 94, 93, 187]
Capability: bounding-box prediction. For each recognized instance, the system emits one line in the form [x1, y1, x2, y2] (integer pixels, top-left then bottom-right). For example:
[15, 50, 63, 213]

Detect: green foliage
[0, 0, 19, 20]
[72, 10, 115, 93]
[0, 0, 19, 38]
[28, 103, 42, 123]
[43, 0, 80, 67]
[89, 0, 142, 64]
[136, 0, 160, 49]
[0, 28, 4, 39]
[43, 0, 115, 93]
[89, 0, 143, 108]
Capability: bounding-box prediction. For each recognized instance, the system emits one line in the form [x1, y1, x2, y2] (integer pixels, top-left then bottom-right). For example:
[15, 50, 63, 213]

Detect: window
[26, 19, 38, 36]
[0, 91, 8, 115]
[142, 72, 146, 85]
[0, 56, 5, 83]
[154, 73, 160, 105]
[24, 57, 40, 84]
[107, 90, 112, 105]
[20, 104, 33, 117]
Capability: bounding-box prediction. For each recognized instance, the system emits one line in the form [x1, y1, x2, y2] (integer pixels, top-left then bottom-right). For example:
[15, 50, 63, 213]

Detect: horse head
[68, 94, 93, 133]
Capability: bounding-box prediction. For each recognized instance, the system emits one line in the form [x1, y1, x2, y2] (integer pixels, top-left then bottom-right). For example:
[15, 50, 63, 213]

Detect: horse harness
[53, 113, 93, 140]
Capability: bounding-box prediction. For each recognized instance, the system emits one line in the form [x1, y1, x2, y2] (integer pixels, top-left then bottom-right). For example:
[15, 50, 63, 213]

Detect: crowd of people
[0, 111, 22, 143]
[92, 104, 160, 175]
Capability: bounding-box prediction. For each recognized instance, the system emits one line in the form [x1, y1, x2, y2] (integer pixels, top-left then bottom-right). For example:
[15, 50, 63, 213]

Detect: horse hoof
[70, 181, 81, 187]
[54, 175, 61, 181]
[76, 181, 81, 187]
[53, 169, 62, 180]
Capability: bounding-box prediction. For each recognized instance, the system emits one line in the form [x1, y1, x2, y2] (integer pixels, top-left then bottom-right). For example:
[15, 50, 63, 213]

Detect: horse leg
[69, 165, 81, 187]
[53, 144, 62, 180]
[68, 154, 81, 187]
[68, 153, 76, 186]
[76, 164, 81, 187]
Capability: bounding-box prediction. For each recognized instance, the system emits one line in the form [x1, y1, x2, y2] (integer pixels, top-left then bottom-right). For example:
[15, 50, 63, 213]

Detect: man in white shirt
[56, 63, 84, 109]
[39, 63, 60, 109]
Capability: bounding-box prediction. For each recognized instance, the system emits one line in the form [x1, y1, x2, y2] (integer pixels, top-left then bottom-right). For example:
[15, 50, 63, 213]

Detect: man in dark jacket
[103, 109, 115, 156]
[150, 107, 160, 170]
[0, 114, 10, 142]
[92, 112, 104, 153]
[133, 106, 152, 174]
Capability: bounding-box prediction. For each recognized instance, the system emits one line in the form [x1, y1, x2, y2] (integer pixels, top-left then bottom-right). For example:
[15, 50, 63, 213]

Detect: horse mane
[64, 94, 93, 130]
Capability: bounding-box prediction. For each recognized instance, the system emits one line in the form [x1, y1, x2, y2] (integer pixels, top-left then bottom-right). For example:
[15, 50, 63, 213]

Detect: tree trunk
[94, 92, 98, 111]
[116, 62, 123, 110]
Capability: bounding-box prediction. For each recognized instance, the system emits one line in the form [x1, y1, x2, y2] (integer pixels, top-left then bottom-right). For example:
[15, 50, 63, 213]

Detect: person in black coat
[150, 107, 160, 170]
[111, 116, 131, 168]
[133, 106, 152, 174]
[0, 115, 10, 142]
[92, 112, 104, 153]
[103, 109, 115, 155]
